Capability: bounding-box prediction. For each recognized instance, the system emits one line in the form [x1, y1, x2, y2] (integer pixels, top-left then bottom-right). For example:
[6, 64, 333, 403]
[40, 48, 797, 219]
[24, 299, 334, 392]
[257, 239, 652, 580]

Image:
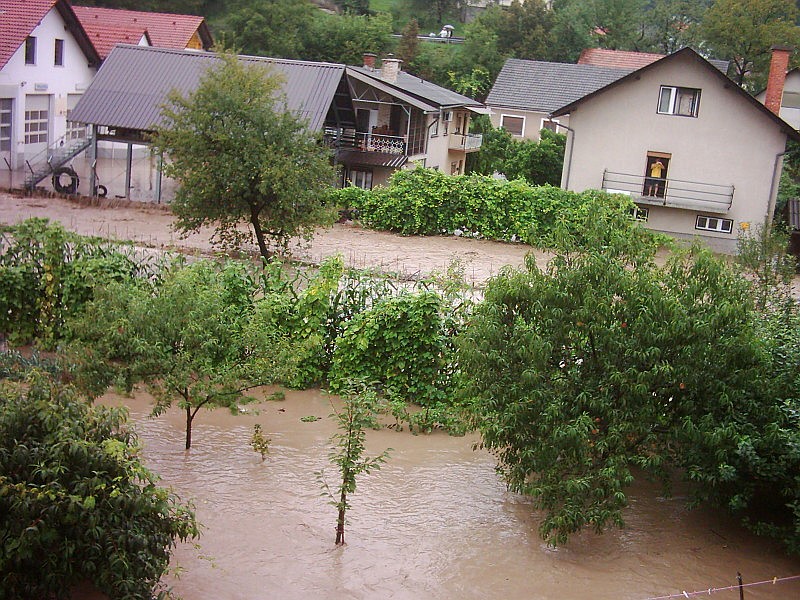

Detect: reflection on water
[99, 389, 799, 600]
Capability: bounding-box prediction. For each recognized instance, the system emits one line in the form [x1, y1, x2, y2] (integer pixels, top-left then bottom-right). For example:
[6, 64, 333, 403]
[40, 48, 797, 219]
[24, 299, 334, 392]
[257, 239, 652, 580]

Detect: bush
[0, 373, 198, 598]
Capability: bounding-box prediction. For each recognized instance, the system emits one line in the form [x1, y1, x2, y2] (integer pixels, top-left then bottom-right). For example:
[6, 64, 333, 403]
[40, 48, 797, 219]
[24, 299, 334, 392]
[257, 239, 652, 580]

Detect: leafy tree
[465, 115, 514, 175]
[448, 66, 493, 101]
[473, 1, 555, 60]
[341, 0, 370, 15]
[303, 12, 393, 65]
[319, 382, 390, 545]
[218, 0, 315, 58]
[68, 261, 292, 450]
[457, 214, 800, 546]
[0, 373, 198, 598]
[152, 52, 337, 262]
[501, 129, 567, 186]
[701, 0, 800, 88]
[397, 18, 421, 66]
[550, 0, 648, 60]
[642, 0, 710, 54]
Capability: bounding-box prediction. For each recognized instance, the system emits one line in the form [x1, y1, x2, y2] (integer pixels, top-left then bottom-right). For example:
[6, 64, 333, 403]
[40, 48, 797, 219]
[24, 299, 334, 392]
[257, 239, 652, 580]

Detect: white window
[630, 206, 649, 222]
[54, 39, 64, 66]
[24, 109, 48, 144]
[658, 86, 701, 117]
[24, 37, 36, 65]
[349, 169, 373, 190]
[500, 114, 525, 136]
[540, 118, 559, 132]
[0, 99, 11, 152]
[695, 215, 733, 233]
[430, 116, 439, 137]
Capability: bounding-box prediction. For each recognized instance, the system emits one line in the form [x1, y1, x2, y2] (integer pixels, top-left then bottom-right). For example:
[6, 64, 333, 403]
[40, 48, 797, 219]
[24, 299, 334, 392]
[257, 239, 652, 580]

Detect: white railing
[449, 133, 483, 152]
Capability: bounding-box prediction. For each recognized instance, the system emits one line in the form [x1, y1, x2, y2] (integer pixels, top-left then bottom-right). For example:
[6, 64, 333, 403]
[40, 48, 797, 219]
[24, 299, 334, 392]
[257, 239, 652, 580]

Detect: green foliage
[152, 51, 337, 262]
[346, 167, 651, 248]
[0, 350, 60, 381]
[0, 373, 198, 598]
[329, 291, 447, 404]
[397, 18, 421, 66]
[500, 129, 567, 186]
[701, 0, 800, 88]
[304, 12, 394, 65]
[459, 226, 800, 552]
[218, 0, 315, 58]
[251, 424, 270, 460]
[0, 219, 143, 348]
[67, 260, 291, 449]
[319, 382, 390, 545]
[736, 224, 797, 310]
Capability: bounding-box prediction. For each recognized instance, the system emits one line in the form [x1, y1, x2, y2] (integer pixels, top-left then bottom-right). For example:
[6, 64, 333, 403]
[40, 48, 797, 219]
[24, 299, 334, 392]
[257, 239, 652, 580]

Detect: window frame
[348, 169, 373, 190]
[54, 39, 64, 67]
[540, 118, 560, 133]
[500, 114, 525, 137]
[695, 215, 733, 234]
[657, 85, 701, 117]
[430, 115, 439, 138]
[630, 205, 649, 222]
[0, 98, 12, 152]
[24, 36, 37, 65]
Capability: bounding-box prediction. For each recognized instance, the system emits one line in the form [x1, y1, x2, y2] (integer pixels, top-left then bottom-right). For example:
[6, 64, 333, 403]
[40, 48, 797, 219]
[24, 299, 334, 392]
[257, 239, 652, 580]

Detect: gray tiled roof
[485, 58, 631, 113]
[348, 65, 485, 109]
[69, 45, 346, 132]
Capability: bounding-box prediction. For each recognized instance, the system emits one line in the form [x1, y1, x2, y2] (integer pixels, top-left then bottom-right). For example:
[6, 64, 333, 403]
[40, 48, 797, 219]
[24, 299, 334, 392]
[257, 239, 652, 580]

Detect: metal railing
[23, 131, 93, 189]
[602, 170, 734, 213]
[449, 132, 483, 152]
[324, 128, 407, 155]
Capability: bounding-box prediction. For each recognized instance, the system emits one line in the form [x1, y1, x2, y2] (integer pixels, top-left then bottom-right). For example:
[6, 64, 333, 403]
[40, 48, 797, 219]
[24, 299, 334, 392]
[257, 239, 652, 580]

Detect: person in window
[646, 159, 666, 197]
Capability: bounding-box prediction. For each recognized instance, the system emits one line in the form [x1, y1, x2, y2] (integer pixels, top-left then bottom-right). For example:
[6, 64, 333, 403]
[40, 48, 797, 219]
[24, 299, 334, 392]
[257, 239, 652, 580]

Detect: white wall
[0, 7, 96, 169]
[489, 107, 569, 141]
[562, 53, 789, 253]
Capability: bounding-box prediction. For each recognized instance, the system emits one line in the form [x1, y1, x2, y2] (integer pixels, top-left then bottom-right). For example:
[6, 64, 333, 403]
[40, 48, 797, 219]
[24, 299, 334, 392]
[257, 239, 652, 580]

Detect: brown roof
[578, 48, 665, 70]
[0, 0, 99, 69]
[72, 5, 213, 55]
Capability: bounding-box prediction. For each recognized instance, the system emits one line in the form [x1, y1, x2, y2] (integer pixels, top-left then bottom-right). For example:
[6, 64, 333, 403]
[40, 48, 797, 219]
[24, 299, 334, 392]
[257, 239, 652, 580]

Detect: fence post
[737, 572, 745, 600]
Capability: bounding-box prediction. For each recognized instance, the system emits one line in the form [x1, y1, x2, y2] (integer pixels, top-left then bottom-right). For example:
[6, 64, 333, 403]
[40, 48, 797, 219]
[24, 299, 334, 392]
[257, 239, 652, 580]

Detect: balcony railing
[324, 127, 407, 155]
[449, 132, 483, 152]
[602, 170, 734, 214]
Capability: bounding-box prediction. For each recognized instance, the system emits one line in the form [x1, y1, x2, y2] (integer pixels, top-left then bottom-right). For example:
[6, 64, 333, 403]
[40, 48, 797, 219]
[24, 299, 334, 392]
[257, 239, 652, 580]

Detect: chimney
[362, 53, 377, 70]
[381, 55, 402, 83]
[765, 45, 792, 116]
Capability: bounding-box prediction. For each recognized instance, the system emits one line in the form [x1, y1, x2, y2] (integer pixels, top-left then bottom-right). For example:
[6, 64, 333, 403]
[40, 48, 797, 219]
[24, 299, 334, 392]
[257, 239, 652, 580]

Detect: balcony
[601, 170, 734, 214]
[449, 132, 483, 152]
[324, 127, 407, 155]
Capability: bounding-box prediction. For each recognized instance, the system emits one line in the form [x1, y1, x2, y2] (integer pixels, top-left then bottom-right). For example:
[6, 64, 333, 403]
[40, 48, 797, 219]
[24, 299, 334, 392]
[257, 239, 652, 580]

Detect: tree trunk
[249, 207, 271, 262]
[335, 488, 347, 545]
[185, 405, 193, 450]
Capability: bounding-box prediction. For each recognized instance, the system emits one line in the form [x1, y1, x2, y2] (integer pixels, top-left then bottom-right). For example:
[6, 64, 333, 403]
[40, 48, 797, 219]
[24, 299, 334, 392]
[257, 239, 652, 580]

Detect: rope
[643, 574, 800, 600]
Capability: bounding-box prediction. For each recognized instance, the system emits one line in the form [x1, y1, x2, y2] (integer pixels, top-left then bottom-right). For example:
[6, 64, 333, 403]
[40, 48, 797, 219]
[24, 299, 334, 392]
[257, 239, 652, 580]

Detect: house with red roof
[72, 5, 213, 60]
[0, 0, 100, 175]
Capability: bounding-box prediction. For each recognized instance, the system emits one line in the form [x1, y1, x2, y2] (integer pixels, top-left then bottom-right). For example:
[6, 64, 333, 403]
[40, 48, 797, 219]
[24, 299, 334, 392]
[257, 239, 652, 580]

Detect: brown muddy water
[99, 389, 800, 600]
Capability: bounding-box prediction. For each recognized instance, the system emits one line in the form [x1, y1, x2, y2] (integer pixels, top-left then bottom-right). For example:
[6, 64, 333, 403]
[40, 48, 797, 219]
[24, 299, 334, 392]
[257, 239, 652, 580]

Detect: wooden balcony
[602, 170, 734, 214]
[449, 132, 483, 152]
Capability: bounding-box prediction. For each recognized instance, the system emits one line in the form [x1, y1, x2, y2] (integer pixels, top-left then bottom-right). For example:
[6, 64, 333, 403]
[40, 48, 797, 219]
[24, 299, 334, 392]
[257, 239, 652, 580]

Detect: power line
[643, 574, 800, 600]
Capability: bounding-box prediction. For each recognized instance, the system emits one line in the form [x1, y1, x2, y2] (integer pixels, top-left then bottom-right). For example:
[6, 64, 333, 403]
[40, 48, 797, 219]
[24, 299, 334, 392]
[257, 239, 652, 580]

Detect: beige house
[552, 47, 800, 253]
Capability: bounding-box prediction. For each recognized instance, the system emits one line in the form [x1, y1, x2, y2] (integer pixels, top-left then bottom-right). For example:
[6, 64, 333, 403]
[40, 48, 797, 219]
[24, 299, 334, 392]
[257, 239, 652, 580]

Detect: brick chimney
[765, 45, 792, 116]
[381, 55, 402, 83]
[362, 53, 377, 70]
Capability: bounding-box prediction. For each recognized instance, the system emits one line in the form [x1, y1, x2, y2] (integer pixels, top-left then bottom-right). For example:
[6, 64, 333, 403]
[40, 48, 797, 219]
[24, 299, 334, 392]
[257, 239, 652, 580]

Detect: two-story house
[551, 47, 800, 253]
[0, 0, 100, 179]
[68, 47, 487, 201]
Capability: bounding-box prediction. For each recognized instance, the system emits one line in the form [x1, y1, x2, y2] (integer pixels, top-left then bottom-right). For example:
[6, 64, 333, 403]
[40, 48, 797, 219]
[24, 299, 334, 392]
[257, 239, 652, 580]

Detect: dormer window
[658, 86, 700, 117]
[24, 36, 36, 65]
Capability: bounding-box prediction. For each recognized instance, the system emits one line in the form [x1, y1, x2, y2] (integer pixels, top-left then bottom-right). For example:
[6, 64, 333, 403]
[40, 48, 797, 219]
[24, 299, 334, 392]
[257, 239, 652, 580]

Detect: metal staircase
[24, 134, 93, 191]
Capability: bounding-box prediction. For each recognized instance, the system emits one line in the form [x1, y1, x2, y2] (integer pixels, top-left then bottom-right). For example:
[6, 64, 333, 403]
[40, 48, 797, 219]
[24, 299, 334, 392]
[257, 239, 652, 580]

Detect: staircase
[24, 134, 93, 190]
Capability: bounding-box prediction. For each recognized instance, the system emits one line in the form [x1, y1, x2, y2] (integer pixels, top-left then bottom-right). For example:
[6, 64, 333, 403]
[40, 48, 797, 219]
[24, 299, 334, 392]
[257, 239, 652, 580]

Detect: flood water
[102, 389, 800, 600]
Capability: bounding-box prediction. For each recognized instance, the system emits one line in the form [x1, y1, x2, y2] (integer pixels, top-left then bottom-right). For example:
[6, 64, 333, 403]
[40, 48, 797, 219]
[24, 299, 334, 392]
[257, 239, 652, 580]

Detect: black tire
[52, 167, 79, 195]
[95, 184, 108, 198]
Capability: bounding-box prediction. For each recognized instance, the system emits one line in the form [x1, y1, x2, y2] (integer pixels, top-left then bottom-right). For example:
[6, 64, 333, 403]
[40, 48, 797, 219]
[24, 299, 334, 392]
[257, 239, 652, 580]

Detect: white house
[552, 47, 800, 253]
[0, 0, 99, 175]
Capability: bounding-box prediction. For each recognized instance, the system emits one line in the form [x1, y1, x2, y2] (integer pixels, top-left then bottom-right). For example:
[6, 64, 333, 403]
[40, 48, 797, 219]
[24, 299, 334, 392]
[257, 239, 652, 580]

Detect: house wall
[562, 53, 788, 253]
[488, 108, 569, 141]
[0, 8, 96, 169]
[756, 70, 800, 131]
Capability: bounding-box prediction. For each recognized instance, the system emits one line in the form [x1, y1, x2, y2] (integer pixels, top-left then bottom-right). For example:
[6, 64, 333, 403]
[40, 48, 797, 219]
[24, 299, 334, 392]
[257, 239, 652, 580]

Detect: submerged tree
[320, 383, 390, 545]
[0, 373, 198, 598]
[152, 51, 337, 262]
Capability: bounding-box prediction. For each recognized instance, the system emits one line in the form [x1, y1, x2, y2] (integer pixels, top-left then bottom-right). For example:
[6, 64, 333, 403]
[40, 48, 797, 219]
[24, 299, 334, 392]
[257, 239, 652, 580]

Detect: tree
[702, 0, 800, 88]
[303, 12, 393, 65]
[319, 383, 390, 545]
[500, 129, 567, 186]
[457, 214, 800, 547]
[474, 1, 555, 60]
[0, 373, 198, 598]
[397, 18, 421, 67]
[68, 261, 294, 450]
[218, 0, 315, 58]
[152, 52, 337, 262]
[642, 0, 710, 54]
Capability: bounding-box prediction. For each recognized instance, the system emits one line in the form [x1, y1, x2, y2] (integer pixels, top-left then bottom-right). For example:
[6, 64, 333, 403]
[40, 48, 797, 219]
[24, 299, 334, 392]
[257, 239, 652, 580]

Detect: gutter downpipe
[549, 117, 575, 189]
[767, 149, 788, 227]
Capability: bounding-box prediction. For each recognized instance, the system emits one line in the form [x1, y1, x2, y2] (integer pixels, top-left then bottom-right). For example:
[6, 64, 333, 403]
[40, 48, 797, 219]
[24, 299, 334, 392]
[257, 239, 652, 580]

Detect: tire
[52, 167, 79, 195]
[95, 184, 108, 198]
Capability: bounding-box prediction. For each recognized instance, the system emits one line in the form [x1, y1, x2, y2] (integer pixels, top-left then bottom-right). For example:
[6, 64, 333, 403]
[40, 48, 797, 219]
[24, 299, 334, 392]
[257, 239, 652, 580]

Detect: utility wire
[643, 574, 800, 600]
